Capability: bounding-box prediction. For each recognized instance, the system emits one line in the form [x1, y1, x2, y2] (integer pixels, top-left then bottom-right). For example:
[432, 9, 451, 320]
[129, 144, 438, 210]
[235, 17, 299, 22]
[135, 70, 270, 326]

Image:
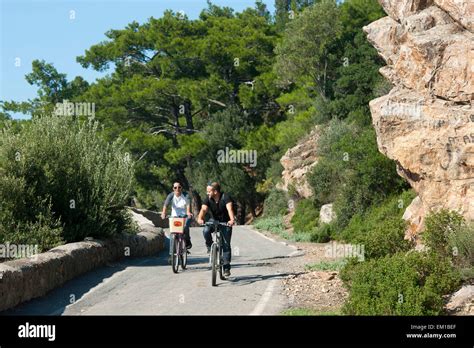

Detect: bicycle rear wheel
[211, 243, 218, 286]
[171, 235, 179, 274]
[179, 237, 187, 270]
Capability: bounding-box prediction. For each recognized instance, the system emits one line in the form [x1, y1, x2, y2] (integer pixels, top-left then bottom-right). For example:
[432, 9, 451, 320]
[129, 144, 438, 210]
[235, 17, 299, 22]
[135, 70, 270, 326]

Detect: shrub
[0, 204, 63, 254]
[340, 190, 415, 259]
[423, 210, 474, 280]
[253, 216, 286, 235]
[310, 224, 332, 243]
[448, 223, 474, 275]
[306, 259, 347, 271]
[291, 199, 319, 233]
[0, 115, 135, 248]
[263, 188, 289, 217]
[308, 121, 408, 228]
[341, 251, 461, 315]
[253, 215, 322, 242]
[307, 158, 339, 206]
[423, 210, 465, 258]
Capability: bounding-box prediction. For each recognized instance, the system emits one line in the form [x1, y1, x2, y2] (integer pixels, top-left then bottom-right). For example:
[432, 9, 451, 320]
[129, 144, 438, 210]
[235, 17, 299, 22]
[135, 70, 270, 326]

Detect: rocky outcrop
[0, 211, 165, 312]
[434, 0, 474, 32]
[445, 285, 474, 315]
[320, 204, 336, 224]
[402, 196, 426, 242]
[278, 126, 320, 198]
[364, 0, 474, 240]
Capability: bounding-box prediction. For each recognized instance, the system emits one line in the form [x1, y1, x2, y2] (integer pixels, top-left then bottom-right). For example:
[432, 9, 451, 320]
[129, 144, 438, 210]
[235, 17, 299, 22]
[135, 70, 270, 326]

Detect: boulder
[320, 204, 336, 224]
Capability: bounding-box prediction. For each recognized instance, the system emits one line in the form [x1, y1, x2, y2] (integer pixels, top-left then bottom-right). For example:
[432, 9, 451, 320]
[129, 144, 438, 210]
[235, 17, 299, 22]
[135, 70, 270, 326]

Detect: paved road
[5, 226, 297, 315]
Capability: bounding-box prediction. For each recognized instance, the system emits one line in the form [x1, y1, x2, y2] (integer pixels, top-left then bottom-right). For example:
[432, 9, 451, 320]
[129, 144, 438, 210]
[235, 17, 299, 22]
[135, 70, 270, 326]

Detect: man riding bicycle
[161, 182, 193, 250]
[197, 182, 235, 277]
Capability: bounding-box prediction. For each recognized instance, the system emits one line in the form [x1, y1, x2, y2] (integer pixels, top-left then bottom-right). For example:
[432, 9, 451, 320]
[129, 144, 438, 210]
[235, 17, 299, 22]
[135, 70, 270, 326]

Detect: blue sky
[0, 0, 275, 119]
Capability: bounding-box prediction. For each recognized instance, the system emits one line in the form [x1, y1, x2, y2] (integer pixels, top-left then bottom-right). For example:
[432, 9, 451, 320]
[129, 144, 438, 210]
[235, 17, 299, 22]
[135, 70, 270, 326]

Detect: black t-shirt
[203, 192, 233, 222]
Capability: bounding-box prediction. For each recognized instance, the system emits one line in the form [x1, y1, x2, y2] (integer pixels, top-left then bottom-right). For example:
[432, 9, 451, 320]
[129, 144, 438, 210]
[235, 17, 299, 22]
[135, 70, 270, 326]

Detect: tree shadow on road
[1, 254, 170, 316]
[228, 272, 291, 286]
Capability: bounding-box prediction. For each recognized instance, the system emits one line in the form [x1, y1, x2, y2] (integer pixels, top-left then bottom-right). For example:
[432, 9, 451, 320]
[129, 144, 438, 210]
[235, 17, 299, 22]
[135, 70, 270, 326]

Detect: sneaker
[224, 269, 231, 277]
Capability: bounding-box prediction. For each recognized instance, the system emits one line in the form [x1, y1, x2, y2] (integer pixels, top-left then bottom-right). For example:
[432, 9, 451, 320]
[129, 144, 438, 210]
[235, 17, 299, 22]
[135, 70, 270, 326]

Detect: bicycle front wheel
[180, 238, 187, 270]
[219, 251, 225, 280]
[171, 235, 179, 274]
[211, 243, 218, 286]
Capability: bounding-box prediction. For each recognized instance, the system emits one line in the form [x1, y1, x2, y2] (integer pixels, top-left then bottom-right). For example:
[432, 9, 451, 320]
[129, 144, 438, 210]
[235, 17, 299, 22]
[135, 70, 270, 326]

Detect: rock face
[364, 0, 474, 239]
[278, 126, 320, 198]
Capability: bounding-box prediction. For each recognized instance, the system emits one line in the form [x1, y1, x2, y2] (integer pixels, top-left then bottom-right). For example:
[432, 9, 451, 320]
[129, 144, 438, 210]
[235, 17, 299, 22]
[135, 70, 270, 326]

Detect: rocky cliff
[364, 0, 473, 239]
[277, 126, 321, 199]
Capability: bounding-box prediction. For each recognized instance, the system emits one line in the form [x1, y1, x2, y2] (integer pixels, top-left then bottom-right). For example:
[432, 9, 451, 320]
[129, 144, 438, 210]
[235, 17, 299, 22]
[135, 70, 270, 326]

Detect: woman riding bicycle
[161, 182, 193, 250]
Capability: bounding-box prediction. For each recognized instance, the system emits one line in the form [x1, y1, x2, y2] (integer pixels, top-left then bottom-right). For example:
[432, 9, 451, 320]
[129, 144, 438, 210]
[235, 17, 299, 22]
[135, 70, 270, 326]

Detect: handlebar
[200, 220, 231, 227]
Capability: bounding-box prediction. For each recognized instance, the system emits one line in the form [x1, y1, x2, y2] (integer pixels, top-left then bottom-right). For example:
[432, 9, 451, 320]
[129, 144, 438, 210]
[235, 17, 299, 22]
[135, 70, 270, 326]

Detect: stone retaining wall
[0, 223, 165, 312]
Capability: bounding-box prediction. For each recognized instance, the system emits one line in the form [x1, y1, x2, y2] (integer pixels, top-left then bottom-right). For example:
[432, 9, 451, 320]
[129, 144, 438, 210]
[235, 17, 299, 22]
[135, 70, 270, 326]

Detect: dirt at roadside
[254, 227, 349, 314]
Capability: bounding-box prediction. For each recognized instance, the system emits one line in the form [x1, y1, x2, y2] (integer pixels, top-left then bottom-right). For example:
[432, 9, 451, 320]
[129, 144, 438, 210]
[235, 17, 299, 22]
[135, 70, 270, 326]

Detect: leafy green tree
[73, 6, 279, 212]
[1, 60, 89, 117]
[274, 0, 341, 99]
[274, 0, 318, 31]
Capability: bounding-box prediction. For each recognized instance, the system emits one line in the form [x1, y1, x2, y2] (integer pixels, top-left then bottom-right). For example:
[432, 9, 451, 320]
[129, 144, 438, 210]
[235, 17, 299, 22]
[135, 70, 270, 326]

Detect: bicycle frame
[203, 220, 229, 286]
[168, 216, 188, 273]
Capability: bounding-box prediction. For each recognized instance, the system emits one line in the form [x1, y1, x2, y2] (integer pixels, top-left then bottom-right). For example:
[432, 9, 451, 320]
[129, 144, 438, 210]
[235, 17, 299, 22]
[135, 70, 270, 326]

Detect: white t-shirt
[164, 193, 190, 217]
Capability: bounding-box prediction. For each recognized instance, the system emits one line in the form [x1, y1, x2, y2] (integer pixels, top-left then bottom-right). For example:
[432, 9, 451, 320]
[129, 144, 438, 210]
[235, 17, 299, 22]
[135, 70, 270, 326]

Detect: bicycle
[201, 219, 230, 286]
[168, 216, 189, 273]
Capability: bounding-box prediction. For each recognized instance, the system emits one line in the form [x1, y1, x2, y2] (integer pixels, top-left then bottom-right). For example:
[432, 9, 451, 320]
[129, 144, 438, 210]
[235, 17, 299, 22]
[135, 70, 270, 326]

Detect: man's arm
[226, 202, 235, 226]
[197, 204, 208, 225]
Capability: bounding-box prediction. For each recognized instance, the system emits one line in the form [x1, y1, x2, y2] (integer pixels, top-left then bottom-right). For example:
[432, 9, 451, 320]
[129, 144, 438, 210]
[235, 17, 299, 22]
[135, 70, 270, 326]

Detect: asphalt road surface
[5, 225, 297, 315]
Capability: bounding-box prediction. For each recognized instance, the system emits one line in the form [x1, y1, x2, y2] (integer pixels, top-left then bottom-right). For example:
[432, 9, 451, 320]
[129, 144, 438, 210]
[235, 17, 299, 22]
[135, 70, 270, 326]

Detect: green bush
[341, 251, 461, 315]
[253, 215, 322, 242]
[306, 259, 347, 271]
[253, 216, 286, 235]
[307, 158, 339, 206]
[423, 210, 465, 258]
[0, 203, 63, 254]
[291, 199, 319, 233]
[308, 121, 408, 228]
[263, 188, 289, 217]
[340, 190, 415, 259]
[423, 210, 474, 280]
[448, 223, 474, 276]
[0, 115, 136, 249]
[309, 223, 332, 243]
